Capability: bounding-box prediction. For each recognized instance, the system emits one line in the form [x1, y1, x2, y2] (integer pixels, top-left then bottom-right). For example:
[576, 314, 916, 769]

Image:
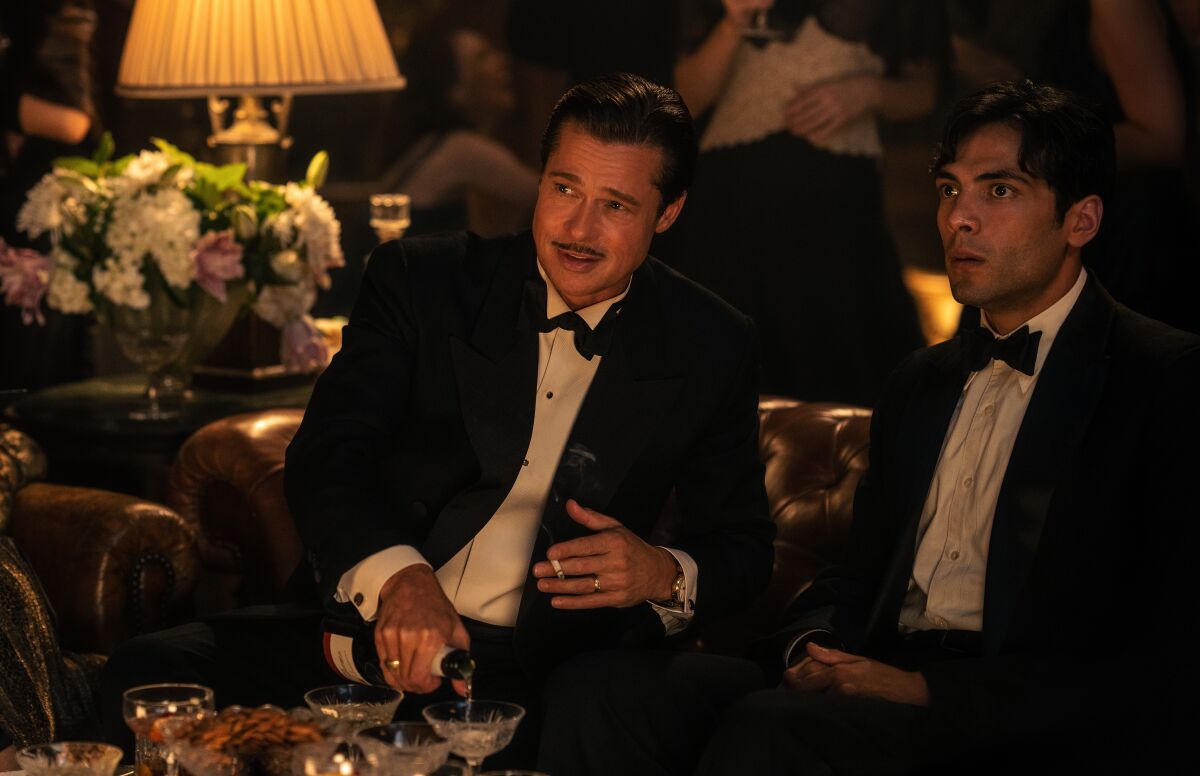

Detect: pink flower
[191, 229, 245, 302]
[281, 315, 329, 372]
[0, 238, 52, 325]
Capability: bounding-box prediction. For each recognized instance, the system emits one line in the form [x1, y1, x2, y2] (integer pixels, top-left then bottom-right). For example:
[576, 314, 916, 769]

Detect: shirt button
[963, 476, 974, 489]
[546, 391, 554, 399]
[983, 404, 995, 416]
[353, 593, 364, 606]
[949, 550, 960, 560]
[522, 458, 529, 466]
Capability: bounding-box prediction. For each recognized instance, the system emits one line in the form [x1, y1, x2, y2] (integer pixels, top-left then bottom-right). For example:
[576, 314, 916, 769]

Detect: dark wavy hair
[931, 80, 1115, 222]
[541, 72, 697, 211]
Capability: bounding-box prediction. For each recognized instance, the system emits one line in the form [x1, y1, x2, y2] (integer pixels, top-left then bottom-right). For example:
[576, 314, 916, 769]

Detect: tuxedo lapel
[982, 279, 1113, 653]
[425, 243, 540, 567]
[867, 344, 968, 639]
[540, 260, 684, 545]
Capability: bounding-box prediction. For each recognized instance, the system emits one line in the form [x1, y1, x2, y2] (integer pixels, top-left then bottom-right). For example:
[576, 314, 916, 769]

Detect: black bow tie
[962, 324, 1042, 376]
[524, 279, 623, 360]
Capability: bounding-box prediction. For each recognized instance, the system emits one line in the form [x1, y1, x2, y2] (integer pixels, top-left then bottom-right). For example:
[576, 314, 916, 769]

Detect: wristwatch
[654, 555, 686, 608]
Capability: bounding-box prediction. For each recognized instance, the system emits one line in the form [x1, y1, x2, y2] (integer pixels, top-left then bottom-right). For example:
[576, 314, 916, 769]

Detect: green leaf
[53, 156, 101, 177]
[109, 154, 135, 175]
[93, 132, 115, 164]
[151, 137, 196, 167]
[160, 163, 184, 185]
[213, 162, 247, 189]
[56, 174, 101, 195]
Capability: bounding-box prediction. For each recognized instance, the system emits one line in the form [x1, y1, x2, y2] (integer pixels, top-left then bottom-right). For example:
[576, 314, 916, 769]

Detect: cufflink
[353, 592, 364, 606]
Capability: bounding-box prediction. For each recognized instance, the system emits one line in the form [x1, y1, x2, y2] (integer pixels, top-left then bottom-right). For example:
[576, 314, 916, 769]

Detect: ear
[1064, 194, 1103, 249]
[654, 191, 687, 234]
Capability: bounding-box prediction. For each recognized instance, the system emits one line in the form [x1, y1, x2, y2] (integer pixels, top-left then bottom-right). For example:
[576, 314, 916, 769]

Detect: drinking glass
[357, 722, 450, 776]
[421, 701, 524, 776]
[303, 684, 403, 735]
[122, 683, 215, 776]
[368, 194, 411, 243]
[292, 738, 391, 776]
[16, 742, 123, 776]
[741, 8, 785, 42]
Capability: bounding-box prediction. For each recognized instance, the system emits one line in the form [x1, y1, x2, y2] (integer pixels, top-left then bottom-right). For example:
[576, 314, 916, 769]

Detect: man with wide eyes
[540, 80, 1200, 775]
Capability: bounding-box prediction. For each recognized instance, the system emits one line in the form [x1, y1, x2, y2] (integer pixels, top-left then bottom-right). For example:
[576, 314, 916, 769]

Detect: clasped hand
[783, 642, 930, 707]
[531, 499, 677, 609]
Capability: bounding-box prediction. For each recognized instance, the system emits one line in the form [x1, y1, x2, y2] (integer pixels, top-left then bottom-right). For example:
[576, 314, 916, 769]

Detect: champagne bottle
[321, 618, 475, 686]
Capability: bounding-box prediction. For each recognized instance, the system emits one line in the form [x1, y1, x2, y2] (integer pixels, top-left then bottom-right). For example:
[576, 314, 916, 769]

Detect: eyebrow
[977, 168, 1031, 184]
[547, 170, 642, 208]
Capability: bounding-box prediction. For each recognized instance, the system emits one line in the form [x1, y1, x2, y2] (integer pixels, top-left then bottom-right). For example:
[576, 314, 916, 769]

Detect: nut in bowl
[158, 705, 328, 776]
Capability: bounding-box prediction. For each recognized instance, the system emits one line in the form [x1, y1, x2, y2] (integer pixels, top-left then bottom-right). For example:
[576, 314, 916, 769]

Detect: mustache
[552, 241, 605, 258]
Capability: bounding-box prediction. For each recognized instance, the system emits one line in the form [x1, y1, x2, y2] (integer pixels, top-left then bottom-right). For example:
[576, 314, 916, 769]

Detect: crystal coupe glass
[421, 701, 524, 776]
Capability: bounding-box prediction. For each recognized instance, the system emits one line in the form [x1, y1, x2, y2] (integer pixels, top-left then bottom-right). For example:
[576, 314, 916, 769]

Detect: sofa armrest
[167, 409, 306, 613]
[680, 399, 872, 656]
[9, 482, 200, 655]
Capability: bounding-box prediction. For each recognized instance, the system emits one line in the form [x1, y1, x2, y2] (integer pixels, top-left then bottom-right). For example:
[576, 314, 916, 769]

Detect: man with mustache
[98, 73, 774, 769]
[541, 80, 1200, 774]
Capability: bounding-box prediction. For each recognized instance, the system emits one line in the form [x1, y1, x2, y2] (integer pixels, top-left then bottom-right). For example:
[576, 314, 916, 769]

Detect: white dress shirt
[898, 268, 1088, 633]
[334, 260, 697, 632]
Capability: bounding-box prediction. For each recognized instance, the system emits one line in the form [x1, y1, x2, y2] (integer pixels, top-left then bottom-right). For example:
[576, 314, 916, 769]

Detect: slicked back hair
[541, 72, 697, 212]
[932, 80, 1115, 222]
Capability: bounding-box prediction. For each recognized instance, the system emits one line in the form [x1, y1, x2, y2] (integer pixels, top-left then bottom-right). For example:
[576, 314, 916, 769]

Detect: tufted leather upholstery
[166, 409, 306, 615]
[164, 399, 872, 654]
[4, 438, 199, 656]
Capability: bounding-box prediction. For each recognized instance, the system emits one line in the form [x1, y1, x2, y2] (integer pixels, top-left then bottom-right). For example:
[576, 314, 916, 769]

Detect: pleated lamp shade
[115, 0, 405, 97]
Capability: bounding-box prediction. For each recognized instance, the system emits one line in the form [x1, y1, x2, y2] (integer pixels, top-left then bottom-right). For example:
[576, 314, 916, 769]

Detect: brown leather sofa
[3, 428, 200, 657]
[163, 399, 871, 652]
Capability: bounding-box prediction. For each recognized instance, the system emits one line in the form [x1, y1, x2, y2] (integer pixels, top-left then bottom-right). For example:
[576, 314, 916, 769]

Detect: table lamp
[115, 0, 406, 179]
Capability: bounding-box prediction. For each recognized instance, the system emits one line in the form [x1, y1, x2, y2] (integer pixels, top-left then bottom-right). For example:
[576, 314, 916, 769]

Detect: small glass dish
[303, 685, 403, 734]
[15, 742, 123, 776]
[357, 722, 451, 775]
[158, 705, 328, 776]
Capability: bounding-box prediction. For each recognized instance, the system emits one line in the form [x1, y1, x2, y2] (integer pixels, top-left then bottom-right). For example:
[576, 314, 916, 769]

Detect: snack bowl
[158, 705, 330, 776]
[15, 742, 123, 776]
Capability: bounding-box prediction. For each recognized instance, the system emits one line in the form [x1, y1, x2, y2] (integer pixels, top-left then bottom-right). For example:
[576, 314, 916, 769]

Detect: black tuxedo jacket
[780, 276, 1200, 734]
[285, 231, 775, 674]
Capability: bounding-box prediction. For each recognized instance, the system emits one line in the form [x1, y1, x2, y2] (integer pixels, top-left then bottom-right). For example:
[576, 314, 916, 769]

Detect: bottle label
[323, 631, 368, 684]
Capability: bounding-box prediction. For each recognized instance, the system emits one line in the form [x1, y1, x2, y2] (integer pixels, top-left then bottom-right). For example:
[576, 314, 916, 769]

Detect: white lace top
[701, 16, 885, 158]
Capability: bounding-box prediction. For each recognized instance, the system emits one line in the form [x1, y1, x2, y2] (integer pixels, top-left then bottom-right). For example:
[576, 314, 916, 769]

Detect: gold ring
[592, 574, 600, 593]
[384, 658, 402, 670]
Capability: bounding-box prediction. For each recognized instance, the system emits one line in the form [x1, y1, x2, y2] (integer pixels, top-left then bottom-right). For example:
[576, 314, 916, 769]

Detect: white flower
[106, 187, 200, 289]
[282, 183, 344, 289]
[92, 256, 149, 309]
[16, 173, 68, 239]
[253, 278, 316, 327]
[46, 249, 93, 314]
[114, 150, 192, 196]
[269, 249, 306, 283]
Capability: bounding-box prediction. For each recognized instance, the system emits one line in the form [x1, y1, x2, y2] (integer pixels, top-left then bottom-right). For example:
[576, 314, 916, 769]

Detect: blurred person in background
[950, 0, 1198, 333]
[672, 0, 942, 407]
[0, 0, 97, 391]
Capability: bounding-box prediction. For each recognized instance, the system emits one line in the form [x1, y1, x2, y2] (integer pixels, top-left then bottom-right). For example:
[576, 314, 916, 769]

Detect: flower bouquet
[0, 134, 343, 417]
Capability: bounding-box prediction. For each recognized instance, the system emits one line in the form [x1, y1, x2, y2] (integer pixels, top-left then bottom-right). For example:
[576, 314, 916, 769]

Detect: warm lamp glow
[115, 0, 405, 97]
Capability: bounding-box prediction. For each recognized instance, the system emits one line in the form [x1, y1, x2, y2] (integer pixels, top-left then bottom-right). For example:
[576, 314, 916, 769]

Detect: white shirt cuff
[334, 545, 431, 621]
[649, 547, 698, 636]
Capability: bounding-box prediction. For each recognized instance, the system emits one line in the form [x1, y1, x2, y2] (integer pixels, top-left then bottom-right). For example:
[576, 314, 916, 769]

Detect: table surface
[3, 373, 312, 500]
[5, 373, 312, 438]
